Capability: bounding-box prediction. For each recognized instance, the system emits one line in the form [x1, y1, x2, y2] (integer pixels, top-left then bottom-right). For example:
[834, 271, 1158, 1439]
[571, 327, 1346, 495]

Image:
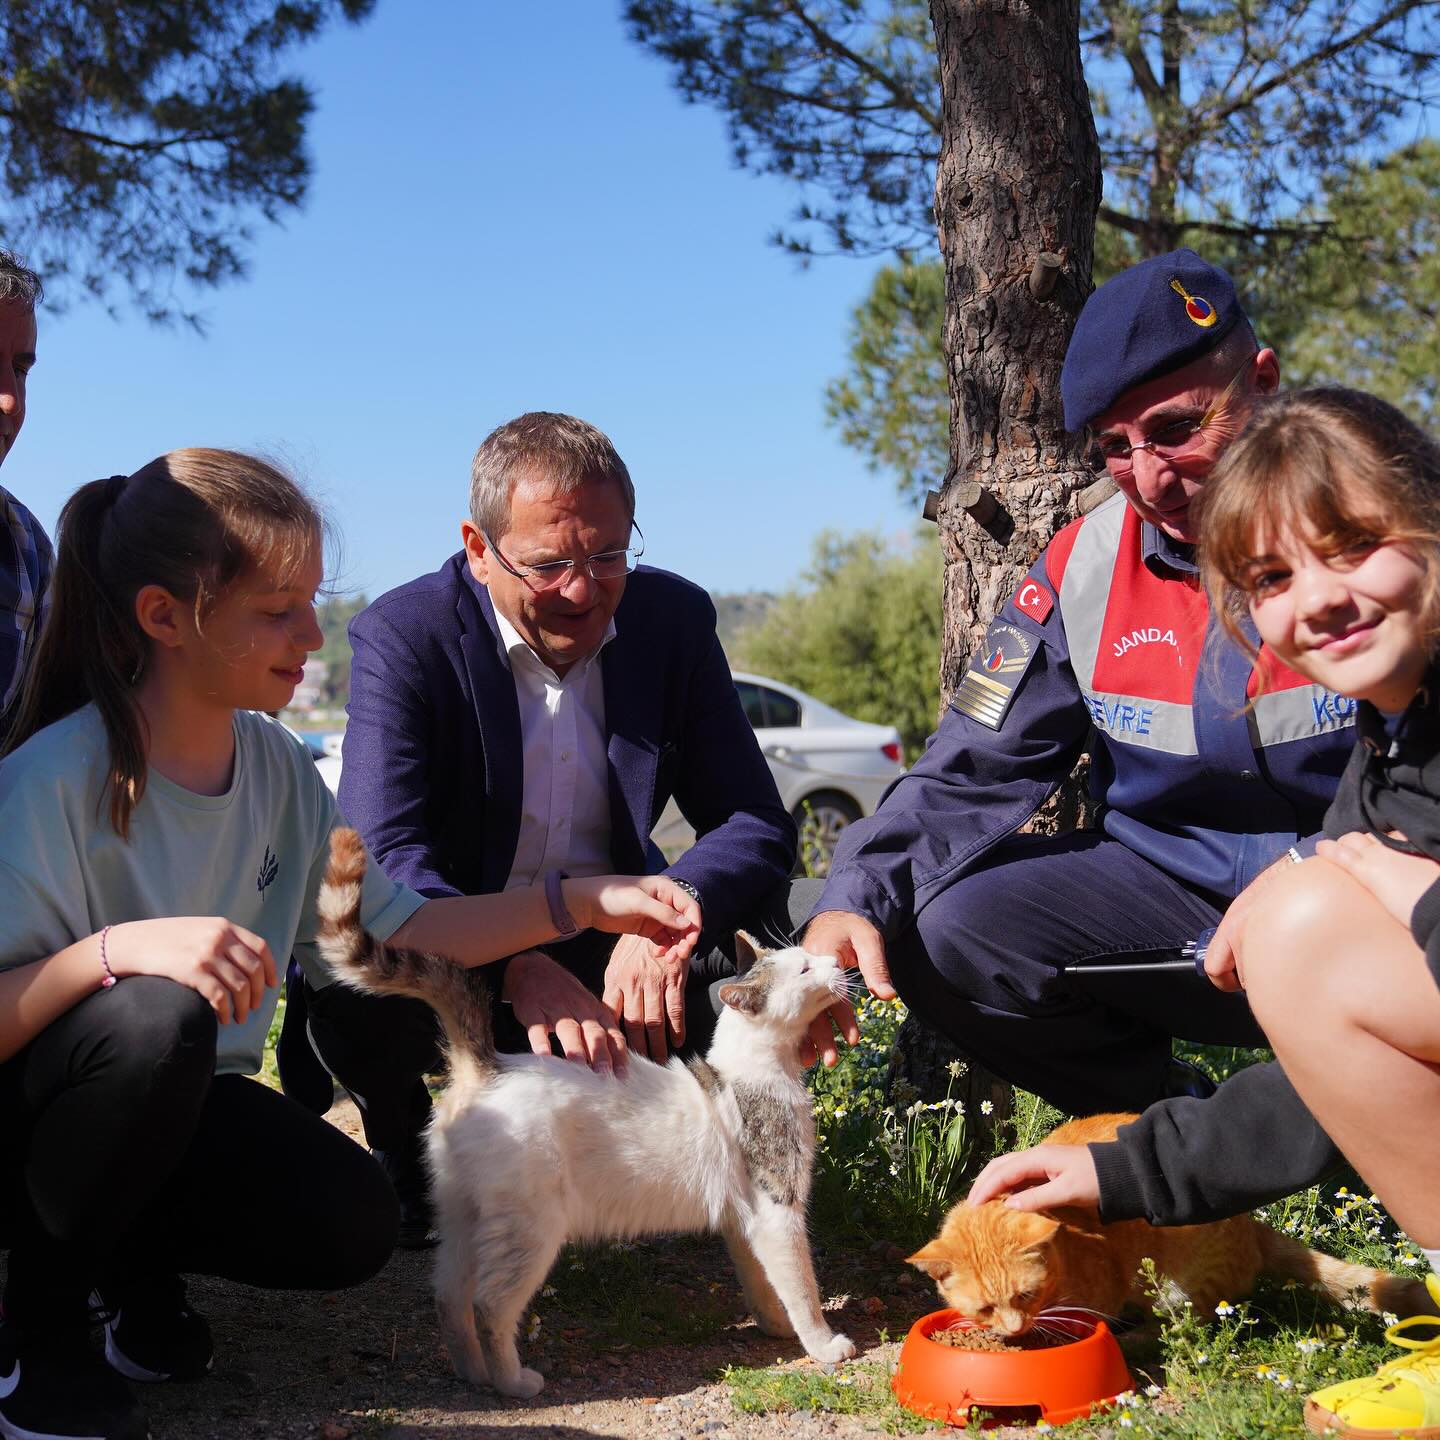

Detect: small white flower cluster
[1254, 1363, 1293, 1389]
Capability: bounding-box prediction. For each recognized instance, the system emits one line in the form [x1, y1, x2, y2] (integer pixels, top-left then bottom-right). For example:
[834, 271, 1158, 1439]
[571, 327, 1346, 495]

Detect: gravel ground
[120, 1100, 1029, 1440]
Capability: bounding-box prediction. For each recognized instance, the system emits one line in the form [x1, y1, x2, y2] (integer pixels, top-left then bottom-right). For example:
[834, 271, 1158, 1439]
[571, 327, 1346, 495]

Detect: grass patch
[260, 990, 286, 1091]
[1043, 1263, 1404, 1439]
[540, 1237, 734, 1350]
[726, 1357, 939, 1434]
[807, 994, 1064, 1249]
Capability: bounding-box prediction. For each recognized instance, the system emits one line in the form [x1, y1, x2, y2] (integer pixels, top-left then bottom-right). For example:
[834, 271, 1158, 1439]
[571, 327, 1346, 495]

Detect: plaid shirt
[0, 482, 52, 743]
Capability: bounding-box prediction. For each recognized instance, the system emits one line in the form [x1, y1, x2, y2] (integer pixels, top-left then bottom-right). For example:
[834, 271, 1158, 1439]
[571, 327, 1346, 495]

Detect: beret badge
[1169, 277, 1218, 328]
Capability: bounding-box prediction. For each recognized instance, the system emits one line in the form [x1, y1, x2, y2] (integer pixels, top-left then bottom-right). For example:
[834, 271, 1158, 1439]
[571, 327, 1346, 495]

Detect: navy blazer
[337, 554, 796, 940]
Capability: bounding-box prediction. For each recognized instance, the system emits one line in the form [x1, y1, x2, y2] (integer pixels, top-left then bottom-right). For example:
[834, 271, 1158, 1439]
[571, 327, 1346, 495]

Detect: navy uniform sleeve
[809, 550, 1092, 941]
[1091, 1061, 1345, 1226]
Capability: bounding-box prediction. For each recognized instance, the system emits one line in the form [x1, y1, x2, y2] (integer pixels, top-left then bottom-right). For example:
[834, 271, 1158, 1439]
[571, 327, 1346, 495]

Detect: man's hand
[501, 949, 628, 1076]
[603, 933, 688, 1062]
[566, 874, 702, 961]
[965, 1143, 1101, 1213]
[1317, 831, 1440, 931]
[798, 910, 896, 1069]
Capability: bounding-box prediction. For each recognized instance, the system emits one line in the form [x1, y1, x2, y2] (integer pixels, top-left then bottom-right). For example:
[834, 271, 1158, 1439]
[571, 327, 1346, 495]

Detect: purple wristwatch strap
[544, 869, 578, 937]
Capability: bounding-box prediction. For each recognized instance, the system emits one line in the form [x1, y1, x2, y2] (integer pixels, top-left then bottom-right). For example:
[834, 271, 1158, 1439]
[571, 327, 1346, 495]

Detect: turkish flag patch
[1012, 579, 1054, 624]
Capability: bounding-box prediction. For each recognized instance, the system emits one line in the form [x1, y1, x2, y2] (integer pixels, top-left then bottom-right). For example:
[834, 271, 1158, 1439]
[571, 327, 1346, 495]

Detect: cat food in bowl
[891, 1308, 1132, 1426]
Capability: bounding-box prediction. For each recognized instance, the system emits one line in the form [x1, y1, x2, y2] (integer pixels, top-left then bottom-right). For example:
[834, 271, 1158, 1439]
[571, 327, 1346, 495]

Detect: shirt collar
[1141, 520, 1199, 577]
[492, 604, 617, 680]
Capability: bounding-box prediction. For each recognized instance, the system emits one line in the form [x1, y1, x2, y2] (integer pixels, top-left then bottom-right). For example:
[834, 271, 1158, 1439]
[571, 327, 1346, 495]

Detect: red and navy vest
[1047, 493, 1355, 894]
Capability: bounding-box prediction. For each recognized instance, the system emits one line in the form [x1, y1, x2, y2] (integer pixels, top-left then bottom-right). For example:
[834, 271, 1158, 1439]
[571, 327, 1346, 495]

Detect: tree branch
[1203, 0, 1438, 134]
[775, 0, 942, 133]
[1099, 205, 1335, 244]
[1098, 0, 1165, 108]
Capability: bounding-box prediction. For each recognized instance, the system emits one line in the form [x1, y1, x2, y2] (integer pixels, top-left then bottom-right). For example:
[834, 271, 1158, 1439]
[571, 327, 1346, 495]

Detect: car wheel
[793, 790, 862, 879]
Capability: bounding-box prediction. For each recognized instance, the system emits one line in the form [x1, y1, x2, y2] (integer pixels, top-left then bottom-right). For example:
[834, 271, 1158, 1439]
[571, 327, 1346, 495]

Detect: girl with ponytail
[0, 450, 700, 1440]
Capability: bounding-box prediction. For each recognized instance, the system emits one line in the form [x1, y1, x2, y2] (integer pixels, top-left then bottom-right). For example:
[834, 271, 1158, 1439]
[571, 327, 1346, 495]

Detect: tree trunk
[889, 1, 1101, 1134]
[930, 0, 1099, 698]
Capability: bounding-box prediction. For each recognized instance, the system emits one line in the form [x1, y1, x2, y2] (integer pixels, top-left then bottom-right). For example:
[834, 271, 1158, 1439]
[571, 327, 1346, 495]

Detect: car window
[734, 681, 767, 729]
[759, 686, 801, 728]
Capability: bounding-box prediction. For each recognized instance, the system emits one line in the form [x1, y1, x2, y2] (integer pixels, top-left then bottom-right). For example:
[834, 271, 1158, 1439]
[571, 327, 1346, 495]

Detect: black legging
[0, 975, 397, 1327]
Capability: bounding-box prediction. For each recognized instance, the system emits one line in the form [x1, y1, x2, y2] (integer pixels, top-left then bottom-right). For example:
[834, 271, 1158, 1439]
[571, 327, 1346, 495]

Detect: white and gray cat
[317, 827, 856, 1397]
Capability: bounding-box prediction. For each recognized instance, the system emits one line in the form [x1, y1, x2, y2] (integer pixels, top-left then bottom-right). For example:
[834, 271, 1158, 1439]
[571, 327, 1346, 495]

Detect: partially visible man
[300, 412, 796, 1243]
[803, 250, 1355, 1115]
[0, 250, 45, 748]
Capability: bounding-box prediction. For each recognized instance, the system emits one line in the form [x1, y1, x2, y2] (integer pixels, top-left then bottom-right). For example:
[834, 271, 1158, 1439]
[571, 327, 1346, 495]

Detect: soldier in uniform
[803, 250, 1355, 1115]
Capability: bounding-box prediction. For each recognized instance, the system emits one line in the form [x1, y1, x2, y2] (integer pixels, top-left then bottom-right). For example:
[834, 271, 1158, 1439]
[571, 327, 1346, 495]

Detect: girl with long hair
[0, 450, 698, 1440]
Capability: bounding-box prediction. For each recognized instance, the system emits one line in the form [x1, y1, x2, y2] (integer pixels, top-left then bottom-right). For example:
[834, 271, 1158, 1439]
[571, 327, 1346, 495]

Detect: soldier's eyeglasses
[1087, 359, 1254, 477]
[481, 523, 644, 591]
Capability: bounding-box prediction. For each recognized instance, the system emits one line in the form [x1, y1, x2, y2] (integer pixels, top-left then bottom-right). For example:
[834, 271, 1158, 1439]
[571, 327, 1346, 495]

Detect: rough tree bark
[888, 2, 1101, 1136]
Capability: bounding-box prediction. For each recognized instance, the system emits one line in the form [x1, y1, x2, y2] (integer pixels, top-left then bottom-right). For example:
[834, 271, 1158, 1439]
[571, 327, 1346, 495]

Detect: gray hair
[469, 411, 635, 539]
[0, 249, 43, 310]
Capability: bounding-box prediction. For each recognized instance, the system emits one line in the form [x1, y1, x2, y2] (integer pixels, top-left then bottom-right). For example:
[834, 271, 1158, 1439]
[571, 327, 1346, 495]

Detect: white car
[303, 673, 906, 877]
[653, 671, 906, 875]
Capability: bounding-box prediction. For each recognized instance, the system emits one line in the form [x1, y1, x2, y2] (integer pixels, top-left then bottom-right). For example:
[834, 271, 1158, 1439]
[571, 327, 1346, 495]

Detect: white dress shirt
[493, 607, 616, 890]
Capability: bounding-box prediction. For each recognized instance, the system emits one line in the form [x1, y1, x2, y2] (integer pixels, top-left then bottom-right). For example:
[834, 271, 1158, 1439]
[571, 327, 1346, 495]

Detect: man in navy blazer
[301, 411, 795, 1242]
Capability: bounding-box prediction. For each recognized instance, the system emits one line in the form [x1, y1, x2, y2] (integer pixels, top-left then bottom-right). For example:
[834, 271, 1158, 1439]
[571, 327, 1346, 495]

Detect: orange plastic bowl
[891, 1309, 1132, 1427]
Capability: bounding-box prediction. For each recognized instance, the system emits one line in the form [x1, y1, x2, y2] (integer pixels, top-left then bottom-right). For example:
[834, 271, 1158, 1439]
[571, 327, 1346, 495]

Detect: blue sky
[5, 2, 920, 604]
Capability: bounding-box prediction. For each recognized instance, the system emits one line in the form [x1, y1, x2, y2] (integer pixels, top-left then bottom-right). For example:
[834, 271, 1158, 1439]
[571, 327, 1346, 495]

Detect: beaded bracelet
[98, 924, 117, 989]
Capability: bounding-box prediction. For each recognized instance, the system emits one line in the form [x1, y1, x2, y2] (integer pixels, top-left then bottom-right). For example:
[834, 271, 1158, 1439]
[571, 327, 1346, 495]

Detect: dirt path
[139, 1100, 979, 1440]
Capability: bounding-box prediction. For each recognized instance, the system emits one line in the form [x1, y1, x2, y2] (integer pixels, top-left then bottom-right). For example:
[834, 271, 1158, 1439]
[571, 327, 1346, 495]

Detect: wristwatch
[544, 870, 578, 938]
[669, 876, 702, 910]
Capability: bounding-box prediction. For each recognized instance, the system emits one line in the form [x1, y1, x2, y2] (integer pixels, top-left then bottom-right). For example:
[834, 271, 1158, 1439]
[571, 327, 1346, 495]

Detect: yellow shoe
[1305, 1307, 1440, 1438]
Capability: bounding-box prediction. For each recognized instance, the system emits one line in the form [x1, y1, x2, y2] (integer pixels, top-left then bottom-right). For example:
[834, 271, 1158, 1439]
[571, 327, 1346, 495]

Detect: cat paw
[813, 1333, 856, 1364]
[493, 1367, 545, 1399]
[754, 1311, 797, 1339]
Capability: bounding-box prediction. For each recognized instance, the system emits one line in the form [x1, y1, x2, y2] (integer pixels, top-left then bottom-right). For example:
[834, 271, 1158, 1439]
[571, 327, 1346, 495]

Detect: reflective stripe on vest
[1058, 494, 1350, 756]
[1249, 685, 1360, 748]
[1059, 496, 1200, 756]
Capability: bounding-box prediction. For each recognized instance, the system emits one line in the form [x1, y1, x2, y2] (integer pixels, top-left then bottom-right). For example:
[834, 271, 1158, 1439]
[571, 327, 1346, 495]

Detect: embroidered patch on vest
[953, 621, 1037, 731]
[1012, 578, 1054, 624]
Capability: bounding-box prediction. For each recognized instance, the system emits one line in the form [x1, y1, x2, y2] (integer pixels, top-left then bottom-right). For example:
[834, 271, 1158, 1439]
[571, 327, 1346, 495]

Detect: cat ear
[718, 980, 763, 1014]
[733, 930, 765, 976]
[1013, 1212, 1062, 1250]
[905, 1242, 954, 1280]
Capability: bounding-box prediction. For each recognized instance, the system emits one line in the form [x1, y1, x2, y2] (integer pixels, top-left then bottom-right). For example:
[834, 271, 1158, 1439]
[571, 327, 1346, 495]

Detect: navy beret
[1061, 248, 1249, 431]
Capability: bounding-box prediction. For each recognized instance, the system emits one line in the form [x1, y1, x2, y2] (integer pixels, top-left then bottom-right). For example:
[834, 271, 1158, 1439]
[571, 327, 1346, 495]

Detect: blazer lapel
[602, 627, 665, 873]
[457, 569, 523, 892]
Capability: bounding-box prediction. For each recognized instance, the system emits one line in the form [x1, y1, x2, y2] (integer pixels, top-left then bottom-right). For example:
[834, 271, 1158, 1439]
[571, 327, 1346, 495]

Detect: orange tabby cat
[908, 1113, 1428, 1337]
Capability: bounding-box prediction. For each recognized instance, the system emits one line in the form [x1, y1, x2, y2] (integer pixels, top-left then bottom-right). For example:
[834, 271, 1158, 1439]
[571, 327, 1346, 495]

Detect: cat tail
[1256, 1225, 1437, 1317]
[316, 827, 498, 1085]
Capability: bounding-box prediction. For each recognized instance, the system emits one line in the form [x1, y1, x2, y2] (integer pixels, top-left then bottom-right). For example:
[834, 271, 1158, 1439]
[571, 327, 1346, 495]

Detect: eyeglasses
[481, 522, 644, 591]
[1087, 359, 1254, 477]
